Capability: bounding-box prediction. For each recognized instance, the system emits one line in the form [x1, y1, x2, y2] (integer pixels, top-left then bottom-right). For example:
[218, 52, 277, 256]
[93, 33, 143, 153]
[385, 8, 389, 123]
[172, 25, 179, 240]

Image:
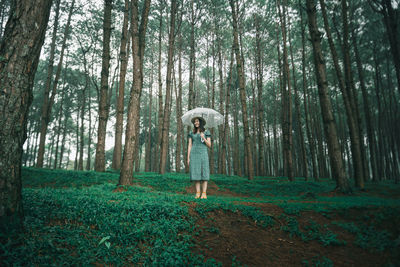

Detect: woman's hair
[192, 118, 205, 134]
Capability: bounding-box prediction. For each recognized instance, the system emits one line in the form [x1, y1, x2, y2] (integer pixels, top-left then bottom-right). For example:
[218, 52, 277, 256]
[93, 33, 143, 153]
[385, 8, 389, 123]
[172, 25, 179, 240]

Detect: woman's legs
[201, 181, 208, 198]
[195, 181, 201, 198]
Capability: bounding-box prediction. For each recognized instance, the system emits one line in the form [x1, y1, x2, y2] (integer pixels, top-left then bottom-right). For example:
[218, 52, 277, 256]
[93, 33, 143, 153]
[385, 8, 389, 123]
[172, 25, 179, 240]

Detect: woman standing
[187, 117, 212, 199]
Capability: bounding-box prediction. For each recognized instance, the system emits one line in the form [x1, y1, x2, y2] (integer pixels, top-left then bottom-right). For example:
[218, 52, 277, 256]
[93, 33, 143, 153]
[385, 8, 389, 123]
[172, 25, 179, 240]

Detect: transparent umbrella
[181, 107, 224, 128]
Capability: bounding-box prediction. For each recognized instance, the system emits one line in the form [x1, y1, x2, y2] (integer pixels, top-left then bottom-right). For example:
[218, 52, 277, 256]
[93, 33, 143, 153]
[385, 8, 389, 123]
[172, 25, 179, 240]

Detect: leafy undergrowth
[1, 168, 399, 266]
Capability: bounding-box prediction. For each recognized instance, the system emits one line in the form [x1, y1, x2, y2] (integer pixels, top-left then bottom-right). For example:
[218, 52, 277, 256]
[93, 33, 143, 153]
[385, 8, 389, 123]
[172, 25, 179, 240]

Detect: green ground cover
[1, 167, 399, 266]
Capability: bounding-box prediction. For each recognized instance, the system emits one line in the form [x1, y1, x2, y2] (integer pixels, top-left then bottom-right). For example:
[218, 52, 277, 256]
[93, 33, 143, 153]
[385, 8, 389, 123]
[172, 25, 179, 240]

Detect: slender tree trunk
[53, 83, 66, 169]
[37, 0, 73, 167]
[255, 16, 266, 176]
[233, 88, 241, 176]
[341, 0, 365, 188]
[0, 0, 52, 230]
[351, 30, 379, 182]
[119, 0, 151, 184]
[306, 0, 350, 192]
[288, 9, 307, 178]
[221, 47, 234, 176]
[95, 0, 113, 172]
[277, 0, 294, 181]
[188, 0, 196, 110]
[155, 3, 164, 172]
[217, 36, 225, 174]
[175, 40, 183, 173]
[112, 0, 130, 170]
[209, 34, 216, 175]
[145, 53, 154, 172]
[86, 83, 92, 170]
[272, 82, 279, 177]
[78, 82, 86, 171]
[230, 0, 254, 180]
[59, 105, 69, 169]
[159, 0, 177, 174]
[319, 0, 364, 188]
[74, 107, 80, 170]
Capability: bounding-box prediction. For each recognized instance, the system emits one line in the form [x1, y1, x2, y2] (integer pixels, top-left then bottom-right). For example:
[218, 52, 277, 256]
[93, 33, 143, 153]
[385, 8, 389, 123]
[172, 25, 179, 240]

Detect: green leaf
[99, 236, 110, 245]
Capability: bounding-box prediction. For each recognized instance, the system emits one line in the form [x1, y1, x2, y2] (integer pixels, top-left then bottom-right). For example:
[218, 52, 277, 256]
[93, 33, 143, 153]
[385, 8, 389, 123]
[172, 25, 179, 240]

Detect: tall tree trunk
[78, 81, 86, 171]
[209, 33, 216, 175]
[351, 30, 379, 182]
[74, 106, 80, 170]
[306, 0, 350, 192]
[319, 0, 364, 188]
[233, 87, 241, 176]
[217, 35, 225, 174]
[277, 0, 294, 181]
[145, 52, 154, 172]
[159, 0, 177, 174]
[222, 47, 234, 176]
[0, 0, 52, 230]
[53, 80, 66, 169]
[175, 42, 183, 173]
[112, 0, 130, 170]
[250, 68, 258, 176]
[119, 0, 151, 184]
[230, 0, 254, 180]
[37, 0, 73, 167]
[95, 0, 113, 172]
[255, 15, 265, 176]
[341, 0, 365, 188]
[86, 83, 92, 170]
[188, 0, 196, 110]
[59, 105, 69, 169]
[288, 9, 307, 178]
[272, 82, 279, 177]
[299, 2, 317, 179]
[155, 2, 164, 172]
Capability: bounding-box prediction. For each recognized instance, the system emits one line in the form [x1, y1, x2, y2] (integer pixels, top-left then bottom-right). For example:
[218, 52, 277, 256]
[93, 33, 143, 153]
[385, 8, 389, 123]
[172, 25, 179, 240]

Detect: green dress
[188, 130, 211, 181]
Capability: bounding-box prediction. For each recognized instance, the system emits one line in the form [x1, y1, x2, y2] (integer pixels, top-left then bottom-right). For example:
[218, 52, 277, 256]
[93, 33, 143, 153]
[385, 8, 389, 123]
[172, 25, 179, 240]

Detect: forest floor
[1, 168, 400, 266]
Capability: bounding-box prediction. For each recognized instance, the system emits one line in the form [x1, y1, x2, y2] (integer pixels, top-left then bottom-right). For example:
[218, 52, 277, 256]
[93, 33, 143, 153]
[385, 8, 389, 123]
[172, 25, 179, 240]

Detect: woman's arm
[205, 137, 211, 149]
[187, 138, 192, 165]
[200, 132, 212, 149]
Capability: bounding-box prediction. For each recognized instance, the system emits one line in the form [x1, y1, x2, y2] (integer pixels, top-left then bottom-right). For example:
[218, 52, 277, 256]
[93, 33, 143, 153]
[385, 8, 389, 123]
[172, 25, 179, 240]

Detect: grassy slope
[1, 167, 399, 266]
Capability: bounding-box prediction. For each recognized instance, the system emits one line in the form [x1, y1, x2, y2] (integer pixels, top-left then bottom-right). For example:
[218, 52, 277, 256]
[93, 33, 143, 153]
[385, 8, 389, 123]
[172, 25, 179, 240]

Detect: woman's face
[194, 118, 200, 128]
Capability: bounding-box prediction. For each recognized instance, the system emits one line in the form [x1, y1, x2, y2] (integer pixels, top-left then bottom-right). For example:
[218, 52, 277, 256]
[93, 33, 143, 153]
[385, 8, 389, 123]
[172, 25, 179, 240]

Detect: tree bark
[230, 0, 254, 180]
[288, 8, 307, 179]
[112, 0, 130, 170]
[0, 0, 52, 230]
[37, 0, 73, 167]
[175, 36, 183, 173]
[306, 0, 350, 192]
[319, 0, 364, 188]
[119, 0, 151, 185]
[154, 2, 164, 172]
[277, 0, 294, 181]
[95, 0, 113, 172]
[233, 87, 241, 176]
[255, 15, 265, 176]
[351, 29, 379, 182]
[145, 51, 154, 172]
[159, 0, 177, 174]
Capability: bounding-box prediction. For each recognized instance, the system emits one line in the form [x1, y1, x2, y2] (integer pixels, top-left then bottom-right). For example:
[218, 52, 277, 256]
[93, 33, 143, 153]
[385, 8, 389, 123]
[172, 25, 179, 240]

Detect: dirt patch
[185, 181, 249, 198]
[188, 204, 392, 266]
[112, 186, 128, 193]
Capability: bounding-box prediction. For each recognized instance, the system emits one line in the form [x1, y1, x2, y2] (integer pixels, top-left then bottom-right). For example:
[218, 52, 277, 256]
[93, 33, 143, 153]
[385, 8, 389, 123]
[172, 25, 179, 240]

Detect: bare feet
[201, 192, 207, 199]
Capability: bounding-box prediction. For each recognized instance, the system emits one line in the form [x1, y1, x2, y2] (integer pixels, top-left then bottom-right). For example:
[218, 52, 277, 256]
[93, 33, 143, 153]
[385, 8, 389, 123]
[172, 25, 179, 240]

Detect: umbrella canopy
[181, 107, 224, 128]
